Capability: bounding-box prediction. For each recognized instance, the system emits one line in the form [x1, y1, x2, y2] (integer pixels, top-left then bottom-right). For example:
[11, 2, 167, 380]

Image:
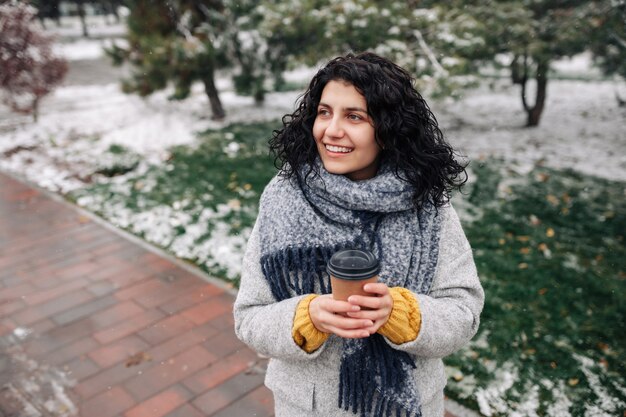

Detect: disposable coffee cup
[327, 249, 380, 302]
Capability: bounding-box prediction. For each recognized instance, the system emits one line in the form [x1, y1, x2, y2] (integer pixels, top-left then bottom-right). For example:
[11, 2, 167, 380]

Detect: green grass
[126, 121, 278, 227]
[446, 160, 626, 415]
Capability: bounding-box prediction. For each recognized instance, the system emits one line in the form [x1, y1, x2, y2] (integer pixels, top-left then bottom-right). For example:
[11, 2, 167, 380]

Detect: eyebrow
[318, 102, 368, 113]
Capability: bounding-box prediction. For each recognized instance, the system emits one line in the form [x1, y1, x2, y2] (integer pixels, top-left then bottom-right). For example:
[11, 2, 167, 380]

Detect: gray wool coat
[234, 204, 484, 417]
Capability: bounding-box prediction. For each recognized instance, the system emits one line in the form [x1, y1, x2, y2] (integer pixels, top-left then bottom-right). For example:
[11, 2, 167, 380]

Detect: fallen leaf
[538, 243, 552, 258]
[568, 378, 579, 386]
[546, 228, 555, 238]
[498, 238, 506, 245]
[529, 214, 541, 225]
[538, 288, 548, 295]
[516, 235, 531, 242]
[453, 372, 464, 382]
[77, 215, 91, 224]
[518, 262, 529, 269]
[227, 199, 241, 210]
[243, 183, 252, 191]
[126, 352, 152, 367]
[550, 362, 557, 369]
[520, 247, 531, 254]
[561, 207, 570, 215]
[597, 342, 609, 352]
[536, 173, 550, 182]
[561, 193, 571, 204]
[546, 194, 560, 206]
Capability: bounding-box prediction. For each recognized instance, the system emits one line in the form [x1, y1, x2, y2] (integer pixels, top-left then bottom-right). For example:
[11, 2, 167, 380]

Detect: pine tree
[433, 0, 614, 126]
[586, 1, 626, 105]
[192, 0, 275, 104]
[32, 0, 61, 28]
[257, 0, 469, 97]
[0, 2, 68, 122]
[107, 0, 227, 120]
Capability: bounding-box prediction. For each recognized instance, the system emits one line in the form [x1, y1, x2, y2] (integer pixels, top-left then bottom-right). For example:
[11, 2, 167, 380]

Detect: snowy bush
[0, 2, 67, 121]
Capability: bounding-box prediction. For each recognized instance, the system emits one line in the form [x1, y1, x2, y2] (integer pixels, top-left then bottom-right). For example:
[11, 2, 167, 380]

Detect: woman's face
[312, 80, 381, 181]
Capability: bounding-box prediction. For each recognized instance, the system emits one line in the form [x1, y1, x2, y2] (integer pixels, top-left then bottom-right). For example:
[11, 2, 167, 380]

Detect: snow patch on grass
[475, 362, 518, 416]
[574, 354, 626, 416]
[542, 379, 573, 417]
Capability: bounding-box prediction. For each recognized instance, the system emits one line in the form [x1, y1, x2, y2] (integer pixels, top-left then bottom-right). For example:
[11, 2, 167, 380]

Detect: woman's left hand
[345, 283, 393, 335]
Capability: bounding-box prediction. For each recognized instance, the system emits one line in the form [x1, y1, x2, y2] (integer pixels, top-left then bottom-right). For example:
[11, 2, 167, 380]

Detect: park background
[1, 1, 625, 416]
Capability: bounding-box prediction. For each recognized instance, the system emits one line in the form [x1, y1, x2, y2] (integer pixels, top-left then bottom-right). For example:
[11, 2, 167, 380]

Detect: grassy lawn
[447, 160, 625, 416]
[69, 121, 625, 415]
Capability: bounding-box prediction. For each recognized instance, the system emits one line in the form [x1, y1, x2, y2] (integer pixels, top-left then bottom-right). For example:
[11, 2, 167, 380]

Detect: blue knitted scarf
[257, 161, 442, 417]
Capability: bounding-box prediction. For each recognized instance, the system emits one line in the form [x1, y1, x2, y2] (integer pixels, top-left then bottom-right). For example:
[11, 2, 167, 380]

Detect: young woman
[234, 52, 484, 417]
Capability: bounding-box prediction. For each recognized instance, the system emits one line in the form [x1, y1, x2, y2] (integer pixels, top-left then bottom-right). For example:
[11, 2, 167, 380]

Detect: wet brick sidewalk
[0, 171, 273, 417]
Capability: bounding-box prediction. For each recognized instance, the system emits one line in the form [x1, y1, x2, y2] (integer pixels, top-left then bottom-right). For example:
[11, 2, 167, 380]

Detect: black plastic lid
[327, 249, 380, 280]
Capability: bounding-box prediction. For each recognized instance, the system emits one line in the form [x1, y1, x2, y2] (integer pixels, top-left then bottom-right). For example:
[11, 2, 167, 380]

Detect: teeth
[325, 145, 352, 153]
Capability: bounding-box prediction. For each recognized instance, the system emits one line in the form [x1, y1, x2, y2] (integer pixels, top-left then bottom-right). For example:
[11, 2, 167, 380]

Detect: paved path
[0, 171, 273, 417]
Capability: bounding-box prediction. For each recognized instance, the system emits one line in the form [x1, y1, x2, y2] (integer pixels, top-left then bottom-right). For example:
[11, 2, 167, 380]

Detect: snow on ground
[43, 14, 126, 40]
[435, 79, 626, 183]
[0, 68, 300, 193]
[52, 37, 112, 60]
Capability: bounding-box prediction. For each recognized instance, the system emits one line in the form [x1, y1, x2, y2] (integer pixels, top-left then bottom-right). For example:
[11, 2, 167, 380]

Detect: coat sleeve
[383, 204, 484, 358]
[233, 221, 328, 361]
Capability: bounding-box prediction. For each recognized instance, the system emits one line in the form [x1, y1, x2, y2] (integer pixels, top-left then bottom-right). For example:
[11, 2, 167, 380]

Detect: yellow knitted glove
[377, 287, 422, 344]
[292, 294, 330, 353]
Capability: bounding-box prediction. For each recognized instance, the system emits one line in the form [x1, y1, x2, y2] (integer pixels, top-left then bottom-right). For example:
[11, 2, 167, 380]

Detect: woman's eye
[348, 114, 362, 121]
[317, 109, 330, 116]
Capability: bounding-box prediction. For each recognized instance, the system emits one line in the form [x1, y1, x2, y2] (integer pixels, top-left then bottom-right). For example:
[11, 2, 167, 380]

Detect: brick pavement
[0, 171, 461, 417]
[0, 172, 272, 417]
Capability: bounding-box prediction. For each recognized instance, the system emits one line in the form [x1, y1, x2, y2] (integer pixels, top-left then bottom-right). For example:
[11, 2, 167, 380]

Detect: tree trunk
[32, 97, 39, 123]
[76, 0, 89, 38]
[521, 59, 549, 127]
[106, 1, 120, 23]
[202, 72, 225, 120]
[253, 87, 265, 105]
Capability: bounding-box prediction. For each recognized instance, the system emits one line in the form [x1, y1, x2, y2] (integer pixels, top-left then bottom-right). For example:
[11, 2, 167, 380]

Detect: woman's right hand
[309, 294, 373, 338]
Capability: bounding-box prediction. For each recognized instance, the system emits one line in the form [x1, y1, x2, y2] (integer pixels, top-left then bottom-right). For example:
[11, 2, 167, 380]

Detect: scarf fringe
[339, 335, 421, 417]
[260, 243, 359, 300]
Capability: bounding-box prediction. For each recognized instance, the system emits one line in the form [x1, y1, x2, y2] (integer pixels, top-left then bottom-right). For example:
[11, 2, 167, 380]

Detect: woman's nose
[325, 116, 345, 138]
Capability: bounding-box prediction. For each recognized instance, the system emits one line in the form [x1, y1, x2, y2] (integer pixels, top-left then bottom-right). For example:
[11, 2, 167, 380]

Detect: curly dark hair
[269, 52, 467, 209]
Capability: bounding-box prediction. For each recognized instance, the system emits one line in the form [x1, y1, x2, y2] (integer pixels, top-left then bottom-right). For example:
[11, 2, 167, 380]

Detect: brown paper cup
[330, 274, 379, 301]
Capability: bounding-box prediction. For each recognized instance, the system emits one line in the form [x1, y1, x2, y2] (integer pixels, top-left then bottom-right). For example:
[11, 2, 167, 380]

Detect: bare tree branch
[413, 29, 448, 77]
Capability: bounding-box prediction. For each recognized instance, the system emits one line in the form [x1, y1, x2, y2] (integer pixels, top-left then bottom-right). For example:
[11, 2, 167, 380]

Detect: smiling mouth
[324, 144, 353, 153]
